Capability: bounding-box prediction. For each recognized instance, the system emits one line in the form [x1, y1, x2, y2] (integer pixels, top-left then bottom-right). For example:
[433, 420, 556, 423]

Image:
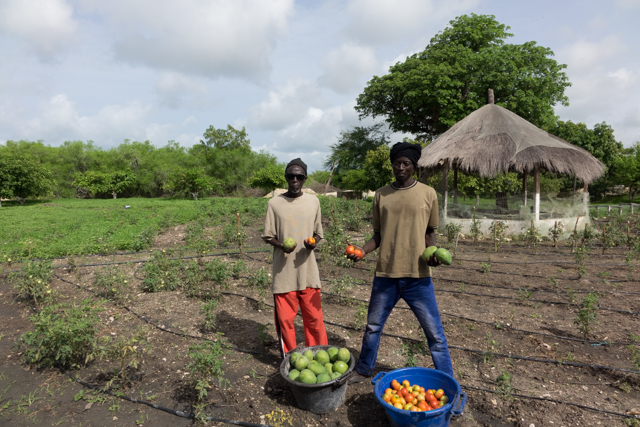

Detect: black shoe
[346, 371, 370, 385]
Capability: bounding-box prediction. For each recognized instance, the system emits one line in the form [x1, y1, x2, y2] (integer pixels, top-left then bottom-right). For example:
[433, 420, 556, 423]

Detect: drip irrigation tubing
[438, 265, 633, 283]
[53, 272, 279, 359]
[212, 291, 640, 376]
[452, 256, 640, 267]
[57, 364, 273, 427]
[458, 245, 639, 257]
[20, 278, 274, 427]
[434, 288, 639, 315]
[319, 291, 635, 346]
[437, 277, 640, 296]
[460, 384, 639, 420]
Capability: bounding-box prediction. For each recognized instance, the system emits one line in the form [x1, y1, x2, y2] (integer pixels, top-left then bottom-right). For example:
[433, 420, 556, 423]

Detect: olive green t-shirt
[372, 181, 439, 278]
[261, 193, 324, 294]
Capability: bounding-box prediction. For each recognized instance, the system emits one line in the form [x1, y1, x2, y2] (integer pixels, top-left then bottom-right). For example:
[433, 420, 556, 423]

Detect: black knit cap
[390, 142, 422, 167]
[286, 158, 307, 175]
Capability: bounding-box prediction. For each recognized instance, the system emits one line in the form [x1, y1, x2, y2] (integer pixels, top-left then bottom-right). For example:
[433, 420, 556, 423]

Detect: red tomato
[354, 248, 363, 259]
[382, 393, 391, 402]
[429, 399, 440, 409]
[399, 387, 408, 397]
[345, 245, 355, 255]
[418, 401, 429, 411]
[434, 389, 444, 399]
[410, 406, 420, 412]
[419, 387, 425, 393]
[391, 380, 401, 390]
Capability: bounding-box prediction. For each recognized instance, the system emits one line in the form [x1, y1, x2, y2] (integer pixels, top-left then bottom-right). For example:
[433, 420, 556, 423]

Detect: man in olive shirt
[262, 158, 328, 356]
[347, 142, 454, 383]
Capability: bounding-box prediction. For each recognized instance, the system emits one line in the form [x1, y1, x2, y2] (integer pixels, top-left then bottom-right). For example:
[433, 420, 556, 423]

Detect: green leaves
[356, 14, 570, 140]
[0, 155, 54, 204]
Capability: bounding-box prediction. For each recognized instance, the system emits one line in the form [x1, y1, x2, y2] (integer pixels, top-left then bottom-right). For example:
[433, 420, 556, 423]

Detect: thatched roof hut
[418, 92, 605, 220]
[417, 103, 605, 183]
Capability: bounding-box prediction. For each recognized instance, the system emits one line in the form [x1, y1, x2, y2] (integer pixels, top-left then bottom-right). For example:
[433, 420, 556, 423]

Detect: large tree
[0, 155, 54, 206]
[355, 14, 571, 140]
[610, 143, 640, 201]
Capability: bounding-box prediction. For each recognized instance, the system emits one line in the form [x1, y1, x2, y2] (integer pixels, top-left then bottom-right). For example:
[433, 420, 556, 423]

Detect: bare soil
[1, 216, 639, 427]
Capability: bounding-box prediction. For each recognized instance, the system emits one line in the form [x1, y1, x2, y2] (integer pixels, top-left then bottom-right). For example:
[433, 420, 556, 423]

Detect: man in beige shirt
[262, 158, 328, 356]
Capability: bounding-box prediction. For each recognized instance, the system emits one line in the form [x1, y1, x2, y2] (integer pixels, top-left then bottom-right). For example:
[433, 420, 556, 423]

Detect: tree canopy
[0, 155, 54, 206]
[355, 14, 571, 140]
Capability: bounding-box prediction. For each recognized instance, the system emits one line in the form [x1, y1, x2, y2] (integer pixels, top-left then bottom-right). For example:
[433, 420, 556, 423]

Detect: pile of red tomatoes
[381, 379, 449, 412]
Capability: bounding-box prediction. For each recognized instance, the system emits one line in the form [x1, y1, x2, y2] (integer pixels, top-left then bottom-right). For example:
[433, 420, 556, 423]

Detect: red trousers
[274, 287, 328, 355]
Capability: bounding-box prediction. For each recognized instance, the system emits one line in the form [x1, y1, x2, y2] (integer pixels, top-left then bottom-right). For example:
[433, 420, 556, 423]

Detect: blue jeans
[355, 276, 454, 377]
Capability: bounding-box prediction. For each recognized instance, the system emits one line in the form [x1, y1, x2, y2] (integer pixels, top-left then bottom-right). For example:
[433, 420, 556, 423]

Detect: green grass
[0, 197, 268, 260]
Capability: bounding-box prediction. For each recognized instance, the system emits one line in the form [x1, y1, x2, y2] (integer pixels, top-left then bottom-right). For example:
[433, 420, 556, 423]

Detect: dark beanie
[389, 142, 422, 166]
[286, 158, 307, 175]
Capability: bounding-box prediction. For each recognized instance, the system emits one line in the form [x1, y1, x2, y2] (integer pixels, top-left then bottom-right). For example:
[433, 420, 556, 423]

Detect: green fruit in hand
[434, 247, 452, 265]
[327, 347, 339, 362]
[299, 369, 317, 384]
[333, 360, 348, 374]
[294, 356, 309, 370]
[337, 348, 350, 363]
[308, 363, 327, 376]
[330, 371, 342, 379]
[421, 246, 438, 261]
[288, 369, 300, 381]
[290, 352, 301, 365]
[324, 363, 333, 374]
[314, 350, 330, 365]
[283, 237, 296, 250]
[303, 349, 314, 361]
[316, 373, 331, 383]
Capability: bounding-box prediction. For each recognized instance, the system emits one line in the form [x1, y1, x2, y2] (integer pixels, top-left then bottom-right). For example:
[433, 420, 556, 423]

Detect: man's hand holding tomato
[304, 236, 319, 250]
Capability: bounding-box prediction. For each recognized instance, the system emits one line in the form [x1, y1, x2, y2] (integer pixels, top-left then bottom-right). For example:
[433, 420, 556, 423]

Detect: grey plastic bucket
[279, 345, 355, 414]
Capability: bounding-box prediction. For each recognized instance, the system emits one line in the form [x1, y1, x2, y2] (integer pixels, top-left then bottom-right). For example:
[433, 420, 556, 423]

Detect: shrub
[575, 292, 599, 338]
[141, 250, 183, 292]
[17, 299, 104, 369]
[11, 260, 54, 308]
[93, 265, 130, 304]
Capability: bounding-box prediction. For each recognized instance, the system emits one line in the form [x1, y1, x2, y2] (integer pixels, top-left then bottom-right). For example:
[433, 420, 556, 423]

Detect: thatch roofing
[417, 104, 606, 183]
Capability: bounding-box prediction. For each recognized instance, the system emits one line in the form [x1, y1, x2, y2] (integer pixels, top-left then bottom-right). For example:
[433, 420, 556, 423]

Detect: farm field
[1, 198, 639, 427]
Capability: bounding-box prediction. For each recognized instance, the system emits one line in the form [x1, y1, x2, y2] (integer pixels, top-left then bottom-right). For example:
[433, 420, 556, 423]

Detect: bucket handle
[449, 390, 467, 418]
[370, 372, 386, 386]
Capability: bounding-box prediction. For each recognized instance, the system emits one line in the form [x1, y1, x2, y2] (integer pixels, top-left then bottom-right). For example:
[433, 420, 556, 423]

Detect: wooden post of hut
[522, 170, 528, 207]
[534, 164, 540, 221]
[442, 160, 449, 219]
[583, 182, 589, 216]
[453, 163, 458, 206]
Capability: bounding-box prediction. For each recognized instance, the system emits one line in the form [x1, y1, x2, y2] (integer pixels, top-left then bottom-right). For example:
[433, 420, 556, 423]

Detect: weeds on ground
[480, 262, 491, 274]
[200, 300, 218, 331]
[102, 327, 149, 388]
[489, 221, 507, 252]
[629, 345, 640, 372]
[567, 287, 576, 303]
[11, 260, 54, 309]
[248, 266, 270, 309]
[330, 275, 357, 305]
[574, 292, 599, 339]
[231, 260, 247, 279]
[265, 408, 293, 427]
[141, 250, 183, 292]
[496, 369, 514, 399]
[400, 340, 428, 367]
[483, 332, 499, 363]
[93, 265, 130, 304]
[548, 221, 564, 247]
[319, 222, 352, 269]
[352, 302, 368, 331]
[17, 299, 104, 369]
[185, 338, 230, 418]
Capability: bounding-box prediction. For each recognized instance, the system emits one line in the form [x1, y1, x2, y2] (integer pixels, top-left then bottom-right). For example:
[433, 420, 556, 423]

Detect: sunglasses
[285, 173, 307, 181]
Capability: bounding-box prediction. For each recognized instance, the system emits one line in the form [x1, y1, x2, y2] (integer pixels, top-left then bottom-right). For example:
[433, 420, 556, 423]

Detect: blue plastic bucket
[371, 367, 466, 427]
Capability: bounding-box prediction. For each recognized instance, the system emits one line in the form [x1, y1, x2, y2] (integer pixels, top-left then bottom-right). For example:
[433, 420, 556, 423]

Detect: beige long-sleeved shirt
[261, 193, 324, 294]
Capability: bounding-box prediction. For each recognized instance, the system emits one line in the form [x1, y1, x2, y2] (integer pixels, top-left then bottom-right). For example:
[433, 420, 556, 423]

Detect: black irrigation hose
[53, 272, 279, 359]
[57, 363, 273, 427]
[319, 291, 635, 346]
[460, 384, 639, 420]
[441, 265, 633, 283]
[438, 277, 640, 296]
[434, 288, 640, 315]
[453, 256, 640, 267]
[214, 291, 640, 376]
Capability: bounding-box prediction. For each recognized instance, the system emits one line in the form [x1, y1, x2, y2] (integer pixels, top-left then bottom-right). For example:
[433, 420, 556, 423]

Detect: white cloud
[247, 80, 324, 130]
[559, 36, 625, 72]
[0, 93, 201, 147]
[79, 0, 294, 81]
[344, 0, 478, 45]
[0, 0, 77, 61]
[318, 43, 377, 93]
[155, 72, 209, 109]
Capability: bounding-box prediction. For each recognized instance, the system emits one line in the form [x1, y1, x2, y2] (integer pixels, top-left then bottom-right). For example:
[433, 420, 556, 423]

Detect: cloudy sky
[1, 0, 639, 172]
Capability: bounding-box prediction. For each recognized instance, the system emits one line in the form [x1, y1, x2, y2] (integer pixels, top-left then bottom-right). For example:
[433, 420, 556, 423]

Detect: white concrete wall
[441, 216, 591, 239]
